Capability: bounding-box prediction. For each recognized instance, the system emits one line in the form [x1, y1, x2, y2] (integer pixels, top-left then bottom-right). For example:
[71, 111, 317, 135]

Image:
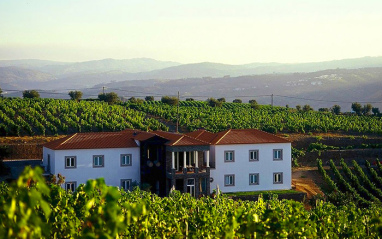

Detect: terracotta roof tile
[43, 131, 139, 150]
[152, 131, 209, 146]
[186, 129, 217, 143]
[210, 129, 290, 145]
[44, 129, 287, 150]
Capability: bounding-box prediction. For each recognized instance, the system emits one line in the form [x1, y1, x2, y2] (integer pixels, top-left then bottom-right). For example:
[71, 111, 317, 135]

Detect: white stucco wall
[43, 147, 140, 188]
[210, 143, 291, 193]
[42, 147, 56, 174]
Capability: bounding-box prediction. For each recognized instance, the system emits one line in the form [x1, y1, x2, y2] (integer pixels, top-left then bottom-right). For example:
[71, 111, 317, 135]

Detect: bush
[23, 90, 40, 99]
[206, 98, 222, 107]
[161, 96, 178, 106]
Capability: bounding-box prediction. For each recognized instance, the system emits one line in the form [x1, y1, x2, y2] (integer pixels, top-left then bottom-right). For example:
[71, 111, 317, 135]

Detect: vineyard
[0, 98, 382, 136]
[1, 167, 382, 238]
[0, 98, 168, 136]
[318, 158, 382, 207]
[127, 100, 382, 134]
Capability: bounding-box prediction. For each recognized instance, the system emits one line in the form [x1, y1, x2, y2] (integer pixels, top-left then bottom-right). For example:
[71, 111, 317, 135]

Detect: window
[65, 156, 76, 168]
[249, 173, 259, 185]
[121, 179, 132, 191]
[273, 172, 283, 184]
[273, 149, 283, 160]
[249, 150, 259, 161]
[121, 154, 132, 166]
[65, 182, 76, 192]
[224, 151, 234, 162]
[224, 174, 235, 186]
[93, 155, 104, 167]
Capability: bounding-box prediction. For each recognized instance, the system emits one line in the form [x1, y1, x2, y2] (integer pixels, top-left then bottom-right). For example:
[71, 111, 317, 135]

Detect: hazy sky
[1, 0, 382, 64]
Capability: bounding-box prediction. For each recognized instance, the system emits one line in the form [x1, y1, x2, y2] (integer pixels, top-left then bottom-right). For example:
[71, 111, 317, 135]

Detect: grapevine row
[1, 167, 382, 238]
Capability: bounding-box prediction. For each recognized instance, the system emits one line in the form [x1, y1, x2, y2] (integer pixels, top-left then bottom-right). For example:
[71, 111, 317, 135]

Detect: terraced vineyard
[0, 98, 168, 136]
[1, 98, 382, 136]
[318, 158, 382, 207]
[128, 100, 382, 134]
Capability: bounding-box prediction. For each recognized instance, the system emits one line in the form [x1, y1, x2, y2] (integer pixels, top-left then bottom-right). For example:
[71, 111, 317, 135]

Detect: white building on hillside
[43, 129, 291, 196]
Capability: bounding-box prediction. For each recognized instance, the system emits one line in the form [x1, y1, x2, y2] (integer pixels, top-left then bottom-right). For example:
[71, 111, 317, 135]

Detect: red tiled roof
[152, 131, 209, 146]
[210, 129, 290, 145]
[43, 131, 139, 150]
[44, 128, 288, 150]
[186, 129, 217, 143]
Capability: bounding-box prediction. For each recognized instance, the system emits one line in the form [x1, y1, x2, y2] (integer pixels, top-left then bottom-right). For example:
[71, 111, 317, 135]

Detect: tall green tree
[351, 102, 362, 115]
[302, 104, 313, 112]
[68, 91, 83, 101]
[22, 90, 40, 99]
[362, 103, 372, 115]
[233, 99, 242, 103]
[331, 105, 341, 115]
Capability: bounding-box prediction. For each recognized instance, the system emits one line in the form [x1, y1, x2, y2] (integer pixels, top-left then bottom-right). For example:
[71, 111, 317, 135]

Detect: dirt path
[292, 167, 325, 199]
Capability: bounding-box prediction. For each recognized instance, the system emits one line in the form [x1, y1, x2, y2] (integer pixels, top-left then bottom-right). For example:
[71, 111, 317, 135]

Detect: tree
[362, 103, 372, 115]
[249, 99, 257, 104]
[302, 104, 313, 112]
[233, 99, 242, 103]
[331, 105, 341, 115]
[23, 90, 40, 99]
[98, 92, 119, 104]
[217, 98, 226, 103]
[145, 96, 154, 101]
[207, 98, 222, 107]
[296, 105, 301, 111]
[186, 98, 194, 101]
[372, 107, 380, 116]
[351, 102, 362, 115]
[0, 87, 2, 97]
[161, 96, 178, 106]
[68, 91, 83, 101]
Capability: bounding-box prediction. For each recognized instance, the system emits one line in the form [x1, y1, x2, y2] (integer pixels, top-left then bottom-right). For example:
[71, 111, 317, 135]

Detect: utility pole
[103, 86, 105, 95]
[271, 94, 274, 107]
[176, 91, 179, 133]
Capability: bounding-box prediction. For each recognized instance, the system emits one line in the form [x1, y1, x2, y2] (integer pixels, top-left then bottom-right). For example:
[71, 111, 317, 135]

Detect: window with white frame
[121, 154, 132, 166]
[65, 182, 76, 192]
[224, 174, 235, 186]
[93, 155, 104, 167]
[249, 150, 259, 161]
[65, 156, 76, 168]
[224, 151, 234, 162]
[273, 149, 283, 160]
[121, 179, 132, 191]
[273, 172, 283, 184]
[249, 173, 259, 185]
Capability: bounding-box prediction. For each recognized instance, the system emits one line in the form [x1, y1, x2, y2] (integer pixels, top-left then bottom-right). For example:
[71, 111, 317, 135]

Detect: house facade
[186, 129, 291, 193]
[43, 129, 291, 196]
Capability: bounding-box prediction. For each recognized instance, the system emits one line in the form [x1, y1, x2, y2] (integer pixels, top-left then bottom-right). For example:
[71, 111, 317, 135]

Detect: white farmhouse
[187, 129, 291, 193]
[43, 129, 291, 196]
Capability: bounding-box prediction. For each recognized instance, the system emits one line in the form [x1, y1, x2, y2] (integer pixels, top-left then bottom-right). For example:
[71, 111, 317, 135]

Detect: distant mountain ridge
[1, 56, 382, 111]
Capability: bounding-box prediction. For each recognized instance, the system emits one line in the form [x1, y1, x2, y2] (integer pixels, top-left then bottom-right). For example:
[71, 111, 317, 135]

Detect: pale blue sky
[1, 0, 381, 64]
